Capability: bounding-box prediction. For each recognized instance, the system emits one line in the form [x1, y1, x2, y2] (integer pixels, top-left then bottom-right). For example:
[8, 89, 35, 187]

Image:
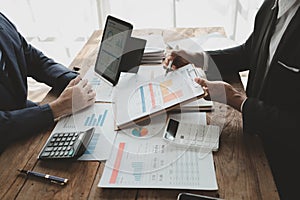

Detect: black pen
[18, 169, 68, 186]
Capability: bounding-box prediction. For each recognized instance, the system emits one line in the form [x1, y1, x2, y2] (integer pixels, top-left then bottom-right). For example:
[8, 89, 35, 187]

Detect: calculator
[163, 118, 220, 151]
[38, 127, 95, 160]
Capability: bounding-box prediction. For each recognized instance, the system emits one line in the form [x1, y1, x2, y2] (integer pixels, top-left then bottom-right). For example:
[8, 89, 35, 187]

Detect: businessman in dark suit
[165, 0, 300, 199]
[0, 13, 96, 152]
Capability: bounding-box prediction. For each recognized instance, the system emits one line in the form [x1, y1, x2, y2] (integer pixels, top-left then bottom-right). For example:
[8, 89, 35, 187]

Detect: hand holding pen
[164, 60, 174, 76]
[163, 50, 190, 74]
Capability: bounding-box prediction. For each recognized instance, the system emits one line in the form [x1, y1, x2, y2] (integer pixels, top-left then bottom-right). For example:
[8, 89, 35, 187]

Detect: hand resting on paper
[194, 77, 246, 112]
[49, 76, 96, 120]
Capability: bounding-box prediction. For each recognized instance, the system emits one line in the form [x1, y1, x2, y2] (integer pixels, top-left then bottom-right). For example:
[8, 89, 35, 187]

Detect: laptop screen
[94, 15, 133, 86]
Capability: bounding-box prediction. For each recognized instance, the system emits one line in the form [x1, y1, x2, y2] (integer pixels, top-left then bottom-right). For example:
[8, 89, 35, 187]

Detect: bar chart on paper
[52, 103, 117, 161]
[98, 133, 218, 190]
[115, 64, 205, 129]
[84, 110, 108, 127]
[129, 79, 184, 115]
[54, 107, 109, 130]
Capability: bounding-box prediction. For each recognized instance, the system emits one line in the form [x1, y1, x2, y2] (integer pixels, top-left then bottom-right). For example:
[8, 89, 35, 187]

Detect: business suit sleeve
[21, 34, 78, 92]
[0, 13, 76, 151]
[205, 33, 253, 79]
[0, 104, 54, 151]
[1, 12, 78, 92]
[16, 31, 76, 92]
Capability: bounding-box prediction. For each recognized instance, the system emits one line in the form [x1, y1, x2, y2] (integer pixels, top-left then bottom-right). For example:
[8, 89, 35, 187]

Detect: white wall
[2, 0, 264, 66]
[1, 0, 99, 67]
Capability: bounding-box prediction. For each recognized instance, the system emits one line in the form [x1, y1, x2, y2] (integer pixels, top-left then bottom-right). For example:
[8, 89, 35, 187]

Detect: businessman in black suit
[165, 0, 300, 199]
[0, 13, 96, 152]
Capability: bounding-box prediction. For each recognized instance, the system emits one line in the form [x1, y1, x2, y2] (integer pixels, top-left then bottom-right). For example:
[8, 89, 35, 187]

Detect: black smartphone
[177, 193, 223, 200]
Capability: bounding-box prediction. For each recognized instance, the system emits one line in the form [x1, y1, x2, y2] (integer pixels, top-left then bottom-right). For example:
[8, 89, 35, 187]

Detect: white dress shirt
[267, 0, 300, 67]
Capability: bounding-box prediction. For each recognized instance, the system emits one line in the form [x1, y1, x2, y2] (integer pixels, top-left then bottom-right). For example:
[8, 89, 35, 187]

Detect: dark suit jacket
[206, 0, 300, 198]
[0, 13, 77, 151]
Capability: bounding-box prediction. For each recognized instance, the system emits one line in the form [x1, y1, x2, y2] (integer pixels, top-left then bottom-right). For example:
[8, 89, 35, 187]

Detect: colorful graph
[139, 86, 146, 113]
[110, 142, 125, 184]
[159, 80, 183, 103]
[138, 80, 183, 113]
[84, 110, 108, 127]
[131, 127, 149, 137]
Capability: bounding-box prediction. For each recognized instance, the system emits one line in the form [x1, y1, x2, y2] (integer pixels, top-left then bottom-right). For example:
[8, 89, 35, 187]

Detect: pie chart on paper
[131, 127, 149, 137]
[122, 114, 167, 139]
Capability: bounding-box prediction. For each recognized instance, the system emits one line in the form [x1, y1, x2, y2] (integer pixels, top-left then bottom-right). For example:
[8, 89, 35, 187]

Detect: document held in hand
[114, 64, 206, 129]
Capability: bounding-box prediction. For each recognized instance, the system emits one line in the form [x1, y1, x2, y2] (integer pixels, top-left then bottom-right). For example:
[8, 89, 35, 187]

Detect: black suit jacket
[0, 13, 77, 151]
[207, 0, 300, 198]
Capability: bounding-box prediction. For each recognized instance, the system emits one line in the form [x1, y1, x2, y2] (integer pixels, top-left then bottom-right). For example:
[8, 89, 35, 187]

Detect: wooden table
[0, 28, 279, 200]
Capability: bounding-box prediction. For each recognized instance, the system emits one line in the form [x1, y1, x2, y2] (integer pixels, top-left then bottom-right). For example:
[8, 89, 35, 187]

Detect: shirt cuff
[240, 98, 247, 112]
[202, 51, 209, 71]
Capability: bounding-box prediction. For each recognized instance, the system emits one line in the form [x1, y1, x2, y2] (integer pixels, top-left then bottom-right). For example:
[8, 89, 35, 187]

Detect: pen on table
[18, 169, 68, 186]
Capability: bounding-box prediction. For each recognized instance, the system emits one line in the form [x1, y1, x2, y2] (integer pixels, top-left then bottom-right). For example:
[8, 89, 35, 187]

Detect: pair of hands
[49, 47, 247, 120]
[49, 76, 96, 120]
[164, 50, 246, 112]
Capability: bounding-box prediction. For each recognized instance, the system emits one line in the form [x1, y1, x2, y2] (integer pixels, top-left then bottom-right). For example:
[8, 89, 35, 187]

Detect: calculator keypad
[40, 132, 80, 159]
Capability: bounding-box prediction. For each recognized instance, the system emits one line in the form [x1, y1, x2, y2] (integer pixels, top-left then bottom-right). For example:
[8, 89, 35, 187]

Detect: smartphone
[177, 193, 223, 200]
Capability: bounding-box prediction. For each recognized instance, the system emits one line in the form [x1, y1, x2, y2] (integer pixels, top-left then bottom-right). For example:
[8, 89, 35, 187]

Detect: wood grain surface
[0, 28, 279, 200]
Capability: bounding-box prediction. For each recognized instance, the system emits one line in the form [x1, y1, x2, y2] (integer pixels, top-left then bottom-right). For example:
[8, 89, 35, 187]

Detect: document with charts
[98, 112, 218, 190]
[114, 64, 206, 129]
[52, 103, 116, 161]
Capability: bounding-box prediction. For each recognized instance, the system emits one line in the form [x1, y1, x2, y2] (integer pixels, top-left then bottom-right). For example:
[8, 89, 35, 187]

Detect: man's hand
[163, 49, 205, 69]
[49, 76, 96, 119]
[195, 77, 247, 112]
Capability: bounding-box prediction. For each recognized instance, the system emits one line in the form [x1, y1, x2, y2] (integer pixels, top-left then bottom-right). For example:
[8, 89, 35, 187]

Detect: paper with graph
[52, 103, 116, 161]
[114, 64, 206, 129]
[98, 112, 218, 190]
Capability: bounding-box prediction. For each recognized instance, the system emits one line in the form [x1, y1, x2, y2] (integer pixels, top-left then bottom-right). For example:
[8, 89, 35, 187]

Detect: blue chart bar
[100, 110, 108, 126]
[139, 86, 146, 113]
[84, 110, 108, 127]
[132, 162, 143, 182]
[85, 134, 100, 154]
[84, 117, 90, 126]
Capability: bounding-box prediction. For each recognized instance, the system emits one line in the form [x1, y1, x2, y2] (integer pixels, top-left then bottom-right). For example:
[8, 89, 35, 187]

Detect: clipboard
[114, 64, 207, 130]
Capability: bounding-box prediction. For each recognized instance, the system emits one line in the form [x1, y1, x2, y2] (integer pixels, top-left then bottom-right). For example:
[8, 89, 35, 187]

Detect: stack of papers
[167, 32, 237, 52]
[141, 47, 165, 64]
[136, 34, 166, 64]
